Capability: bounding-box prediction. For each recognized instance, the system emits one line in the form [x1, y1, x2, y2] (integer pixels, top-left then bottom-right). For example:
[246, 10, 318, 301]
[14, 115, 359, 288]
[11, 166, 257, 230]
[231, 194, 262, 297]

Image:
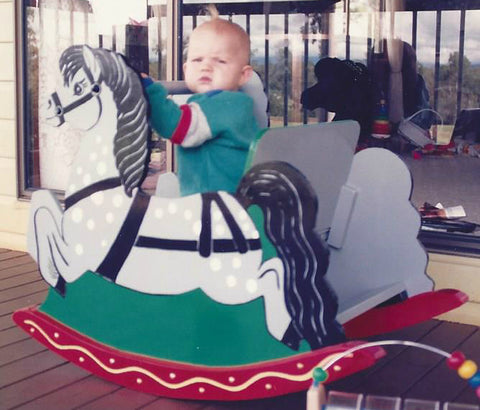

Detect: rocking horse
[13, 45, 466, 401]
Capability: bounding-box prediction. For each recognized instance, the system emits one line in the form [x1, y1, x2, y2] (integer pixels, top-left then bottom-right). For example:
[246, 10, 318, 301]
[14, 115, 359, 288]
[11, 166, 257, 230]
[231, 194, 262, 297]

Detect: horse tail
[236, 161, 344, 349]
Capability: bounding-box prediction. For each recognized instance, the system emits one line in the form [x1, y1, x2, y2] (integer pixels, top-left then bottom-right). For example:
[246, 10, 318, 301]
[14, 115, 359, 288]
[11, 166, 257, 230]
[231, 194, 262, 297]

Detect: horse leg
[27, 190, 63, 263]
[32, 206, 69, 293]
[29, 191, 84, 294]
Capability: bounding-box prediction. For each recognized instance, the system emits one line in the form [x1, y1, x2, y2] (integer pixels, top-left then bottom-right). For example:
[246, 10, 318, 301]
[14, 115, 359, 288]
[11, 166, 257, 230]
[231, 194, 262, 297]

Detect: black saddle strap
[64, 177, 122, 210]
[199, 193, 248, 257]
[135, 236, 261, 253]
[135, 193, 259, 256]
[96, 190, 151, 282]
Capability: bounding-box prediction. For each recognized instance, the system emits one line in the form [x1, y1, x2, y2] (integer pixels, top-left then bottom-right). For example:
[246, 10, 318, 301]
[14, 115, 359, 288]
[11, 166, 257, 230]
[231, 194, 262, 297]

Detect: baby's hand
[140, 73, 154, 88]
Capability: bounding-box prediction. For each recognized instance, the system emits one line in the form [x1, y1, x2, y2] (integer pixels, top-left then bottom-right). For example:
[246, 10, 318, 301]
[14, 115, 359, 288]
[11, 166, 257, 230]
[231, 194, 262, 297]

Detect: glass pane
[402, 7, 480, 242]
[21, 0, 169, 193]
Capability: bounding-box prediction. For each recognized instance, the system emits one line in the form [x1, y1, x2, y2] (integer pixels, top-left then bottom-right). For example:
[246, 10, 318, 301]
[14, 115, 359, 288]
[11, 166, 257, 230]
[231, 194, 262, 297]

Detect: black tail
[236, 161, 345, 350]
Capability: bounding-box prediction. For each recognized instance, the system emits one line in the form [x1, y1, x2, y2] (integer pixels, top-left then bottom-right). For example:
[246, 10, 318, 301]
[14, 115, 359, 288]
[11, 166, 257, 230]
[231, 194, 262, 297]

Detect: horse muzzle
[45, 85, 101, 127]
[44, 92, 66, 127]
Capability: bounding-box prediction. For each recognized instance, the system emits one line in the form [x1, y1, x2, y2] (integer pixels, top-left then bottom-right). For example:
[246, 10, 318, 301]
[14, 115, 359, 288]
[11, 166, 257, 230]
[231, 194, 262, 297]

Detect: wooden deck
[1, 248, 479, 409]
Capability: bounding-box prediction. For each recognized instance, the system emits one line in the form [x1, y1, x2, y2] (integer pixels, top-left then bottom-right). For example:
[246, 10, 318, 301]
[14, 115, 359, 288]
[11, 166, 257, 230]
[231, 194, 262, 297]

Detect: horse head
[45, 44, 150, 197]
[45, 45, 103, 131]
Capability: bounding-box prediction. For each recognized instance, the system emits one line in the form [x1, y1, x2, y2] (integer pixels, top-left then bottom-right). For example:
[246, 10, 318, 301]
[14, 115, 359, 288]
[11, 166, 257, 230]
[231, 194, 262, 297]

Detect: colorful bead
[447, 351, 465, 370]
[476, 385, 480, 400]
[458, 360, 478, 379]
[469, 371, 480, 388]
[312, 367, 328, 384]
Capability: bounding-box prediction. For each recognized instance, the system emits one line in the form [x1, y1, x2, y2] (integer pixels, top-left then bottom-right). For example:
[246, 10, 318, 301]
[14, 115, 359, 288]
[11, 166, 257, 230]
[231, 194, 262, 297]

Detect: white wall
[0, 0, 30, 252]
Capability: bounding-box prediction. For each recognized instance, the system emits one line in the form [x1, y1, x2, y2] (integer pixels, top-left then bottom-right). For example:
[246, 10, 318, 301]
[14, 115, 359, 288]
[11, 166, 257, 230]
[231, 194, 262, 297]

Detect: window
[16, 0, 480, 256]
[17, 0, 171, 195]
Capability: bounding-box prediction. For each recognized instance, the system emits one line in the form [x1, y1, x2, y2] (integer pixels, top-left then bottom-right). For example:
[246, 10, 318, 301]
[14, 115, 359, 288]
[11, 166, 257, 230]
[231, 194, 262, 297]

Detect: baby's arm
[144, 85, 257, 149]
[143, 81, 183, 139]
[144, 80, 212, 147]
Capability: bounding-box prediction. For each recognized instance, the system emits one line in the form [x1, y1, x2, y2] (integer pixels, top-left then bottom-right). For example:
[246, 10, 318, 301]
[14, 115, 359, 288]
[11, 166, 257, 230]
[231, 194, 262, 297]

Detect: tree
[420, 53, 480, 124]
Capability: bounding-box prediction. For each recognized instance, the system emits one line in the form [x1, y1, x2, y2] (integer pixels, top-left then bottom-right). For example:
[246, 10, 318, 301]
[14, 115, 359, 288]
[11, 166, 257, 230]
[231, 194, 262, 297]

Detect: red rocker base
[13, 306, 385, 401]
[343, 288, 468, 339]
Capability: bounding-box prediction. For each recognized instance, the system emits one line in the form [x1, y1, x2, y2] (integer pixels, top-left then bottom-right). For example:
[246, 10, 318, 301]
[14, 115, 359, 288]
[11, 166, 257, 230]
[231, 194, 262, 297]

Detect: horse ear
[82, 45, 102, 83]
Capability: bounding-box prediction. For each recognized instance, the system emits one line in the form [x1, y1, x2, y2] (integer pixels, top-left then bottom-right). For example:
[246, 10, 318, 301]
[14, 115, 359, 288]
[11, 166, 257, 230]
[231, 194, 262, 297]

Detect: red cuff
[171, 104, 192, 145]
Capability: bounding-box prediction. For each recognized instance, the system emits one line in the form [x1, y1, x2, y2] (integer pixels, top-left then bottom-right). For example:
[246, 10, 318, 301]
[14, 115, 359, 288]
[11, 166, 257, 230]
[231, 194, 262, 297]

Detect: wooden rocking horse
[13, 45, 466, 401]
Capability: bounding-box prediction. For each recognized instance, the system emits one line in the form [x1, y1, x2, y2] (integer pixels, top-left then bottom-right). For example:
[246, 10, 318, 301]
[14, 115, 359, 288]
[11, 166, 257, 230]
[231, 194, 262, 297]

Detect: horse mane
[59, 45, 150, 197]
[236, 161, 345, 350]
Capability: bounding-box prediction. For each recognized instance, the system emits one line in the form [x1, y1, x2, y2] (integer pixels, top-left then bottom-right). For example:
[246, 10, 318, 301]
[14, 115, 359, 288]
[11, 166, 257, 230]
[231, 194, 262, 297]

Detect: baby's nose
[200, 60, 213, 70]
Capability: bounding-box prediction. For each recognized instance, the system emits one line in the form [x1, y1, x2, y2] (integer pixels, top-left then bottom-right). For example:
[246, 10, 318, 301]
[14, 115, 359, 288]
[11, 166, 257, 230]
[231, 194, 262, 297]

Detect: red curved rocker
[13, 306, 385, 401]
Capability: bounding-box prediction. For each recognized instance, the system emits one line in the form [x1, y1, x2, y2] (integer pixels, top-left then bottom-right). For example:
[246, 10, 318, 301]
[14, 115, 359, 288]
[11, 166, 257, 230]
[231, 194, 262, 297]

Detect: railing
[173, 1, 480, 126]
[25, 1, 480, 127]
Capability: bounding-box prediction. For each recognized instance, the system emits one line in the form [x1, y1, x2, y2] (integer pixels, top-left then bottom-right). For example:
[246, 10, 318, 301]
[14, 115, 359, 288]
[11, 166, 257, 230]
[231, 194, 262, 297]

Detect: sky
[68, 1, 480, 66]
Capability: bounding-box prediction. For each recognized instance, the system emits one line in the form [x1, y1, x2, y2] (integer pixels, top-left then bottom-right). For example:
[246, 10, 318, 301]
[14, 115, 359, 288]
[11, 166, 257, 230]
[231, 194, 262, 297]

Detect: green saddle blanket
[40, 271, 309, 366]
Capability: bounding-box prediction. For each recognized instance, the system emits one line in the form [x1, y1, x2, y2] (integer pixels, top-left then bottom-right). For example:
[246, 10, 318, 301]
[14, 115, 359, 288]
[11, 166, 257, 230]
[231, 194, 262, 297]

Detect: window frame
[15, 0, 31, 200]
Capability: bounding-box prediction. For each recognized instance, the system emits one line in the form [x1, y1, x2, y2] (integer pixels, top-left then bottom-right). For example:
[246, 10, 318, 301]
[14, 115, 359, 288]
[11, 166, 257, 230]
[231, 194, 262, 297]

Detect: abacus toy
[307, 340, 480, 410]
[447, 351, 480, 398]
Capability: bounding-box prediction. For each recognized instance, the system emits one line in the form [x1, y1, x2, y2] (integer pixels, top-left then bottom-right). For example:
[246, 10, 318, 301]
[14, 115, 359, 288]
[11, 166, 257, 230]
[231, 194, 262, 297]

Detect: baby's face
[184, 28, 252, 94]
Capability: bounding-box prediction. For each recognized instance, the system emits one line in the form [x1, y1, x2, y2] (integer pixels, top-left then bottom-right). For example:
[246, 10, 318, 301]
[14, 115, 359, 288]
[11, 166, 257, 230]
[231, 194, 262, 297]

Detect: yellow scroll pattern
[25, 319, 350, 393]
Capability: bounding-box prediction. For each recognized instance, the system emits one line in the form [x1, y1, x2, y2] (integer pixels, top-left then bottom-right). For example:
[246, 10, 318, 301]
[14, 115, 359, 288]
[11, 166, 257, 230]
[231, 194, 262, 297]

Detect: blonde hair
[205, 3, 220, 19]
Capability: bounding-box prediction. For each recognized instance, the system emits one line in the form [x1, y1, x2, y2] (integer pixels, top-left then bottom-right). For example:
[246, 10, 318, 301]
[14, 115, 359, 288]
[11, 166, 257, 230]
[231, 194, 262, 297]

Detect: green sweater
[145, 83, 260, 196]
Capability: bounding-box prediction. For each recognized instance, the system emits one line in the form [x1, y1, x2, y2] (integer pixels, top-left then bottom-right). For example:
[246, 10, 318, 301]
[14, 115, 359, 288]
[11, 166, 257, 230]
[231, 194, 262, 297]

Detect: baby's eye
[192, 57, 202, 63]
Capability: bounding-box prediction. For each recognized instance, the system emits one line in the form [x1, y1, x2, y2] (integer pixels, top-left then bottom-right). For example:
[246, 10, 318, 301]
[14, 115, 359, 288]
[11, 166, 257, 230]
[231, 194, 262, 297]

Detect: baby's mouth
[198, 76, 211, 83]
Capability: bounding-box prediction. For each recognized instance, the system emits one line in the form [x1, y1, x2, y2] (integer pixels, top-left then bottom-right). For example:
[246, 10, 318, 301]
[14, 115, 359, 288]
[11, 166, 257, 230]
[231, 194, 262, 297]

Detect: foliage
[420, 53, 480, 125]
[253, 46, 480, 126]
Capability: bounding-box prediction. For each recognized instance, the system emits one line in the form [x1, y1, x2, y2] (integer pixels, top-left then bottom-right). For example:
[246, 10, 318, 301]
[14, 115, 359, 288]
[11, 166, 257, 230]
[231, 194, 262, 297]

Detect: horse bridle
[50, 83, 101, 126]
[50, 67, 101, 126]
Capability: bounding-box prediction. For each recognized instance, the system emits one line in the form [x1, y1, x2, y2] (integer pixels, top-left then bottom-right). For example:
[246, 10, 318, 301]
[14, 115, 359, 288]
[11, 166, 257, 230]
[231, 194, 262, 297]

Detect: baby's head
[183, 12, 252, 93]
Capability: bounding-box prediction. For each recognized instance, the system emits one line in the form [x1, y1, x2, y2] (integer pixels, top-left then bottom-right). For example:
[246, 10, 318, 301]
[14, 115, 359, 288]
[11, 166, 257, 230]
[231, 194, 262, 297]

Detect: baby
[143, 11, 261, 196]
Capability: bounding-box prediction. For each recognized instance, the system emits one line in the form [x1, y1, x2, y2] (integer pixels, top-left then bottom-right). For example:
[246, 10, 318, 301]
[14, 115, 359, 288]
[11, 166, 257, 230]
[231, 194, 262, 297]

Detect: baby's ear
[240, 65, 253, 86]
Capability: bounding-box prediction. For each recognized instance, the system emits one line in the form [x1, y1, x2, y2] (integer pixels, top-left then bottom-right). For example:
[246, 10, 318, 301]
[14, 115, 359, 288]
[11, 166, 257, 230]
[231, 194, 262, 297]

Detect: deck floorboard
[1, 249, 479, 409]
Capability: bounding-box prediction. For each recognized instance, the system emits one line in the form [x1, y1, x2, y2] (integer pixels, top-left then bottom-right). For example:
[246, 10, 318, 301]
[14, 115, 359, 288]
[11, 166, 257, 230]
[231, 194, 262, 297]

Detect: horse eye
[73, 83, 84, 96]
